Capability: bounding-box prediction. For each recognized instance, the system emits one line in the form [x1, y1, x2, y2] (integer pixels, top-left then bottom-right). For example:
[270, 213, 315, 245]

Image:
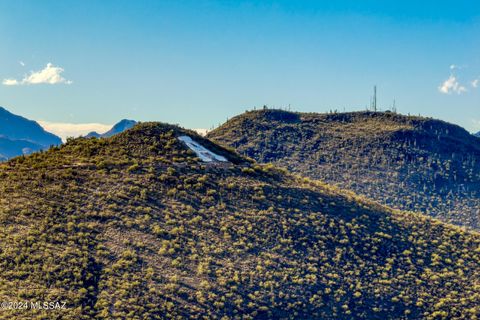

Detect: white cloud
[38, 121, 111, 141]
[438, 75, 467, 94]
[19, 61, 25, 67]
[2, 79, 19, 86]
[472, 79, 479, 88]
[193, 128, 209, 136]
[2, 63, 72, 86]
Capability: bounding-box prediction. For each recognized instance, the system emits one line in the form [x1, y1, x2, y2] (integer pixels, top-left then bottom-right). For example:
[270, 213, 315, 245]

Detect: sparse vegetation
[0, 122, 478, 319]
[208, 109, 480, 229]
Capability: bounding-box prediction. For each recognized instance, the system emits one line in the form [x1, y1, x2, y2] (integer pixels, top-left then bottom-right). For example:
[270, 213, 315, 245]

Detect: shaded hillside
[0, 106, 61, 147]
[208, 110, 480, 229]
[0, 106, 62, 160]
[0, 137, 44, 161]
[0, 122, 479, 319]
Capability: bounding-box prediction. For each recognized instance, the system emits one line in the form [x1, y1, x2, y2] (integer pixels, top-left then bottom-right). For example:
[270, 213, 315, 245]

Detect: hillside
[0, 106, 62, 160]
[208, 110, 480, 229]
[0, 122, 479, 319]
[0, 106, 61, 147]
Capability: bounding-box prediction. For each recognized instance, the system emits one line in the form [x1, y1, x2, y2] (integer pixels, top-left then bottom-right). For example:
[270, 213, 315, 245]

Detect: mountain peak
[116, 118, 136, 126]
[86, 119, 138, 138]
[102, 119, 137, 137]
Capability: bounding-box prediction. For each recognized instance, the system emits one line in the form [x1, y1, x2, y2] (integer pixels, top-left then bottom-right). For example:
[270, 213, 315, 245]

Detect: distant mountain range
[0, 106, 62, 160]
[86, 119, 137, 138]
[1, 122, 479, 319]
[475, 131, 480, 138]
[0, 106, 138, 160]
[208, 109, 480, 229]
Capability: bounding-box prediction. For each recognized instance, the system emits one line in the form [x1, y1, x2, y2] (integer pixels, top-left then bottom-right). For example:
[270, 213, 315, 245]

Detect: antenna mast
[373, 86, 377, 112]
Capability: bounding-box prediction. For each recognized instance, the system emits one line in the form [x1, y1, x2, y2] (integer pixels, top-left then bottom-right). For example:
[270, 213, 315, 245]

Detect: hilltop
[208, 109, 480, 229]
[0, 122, 479, 319]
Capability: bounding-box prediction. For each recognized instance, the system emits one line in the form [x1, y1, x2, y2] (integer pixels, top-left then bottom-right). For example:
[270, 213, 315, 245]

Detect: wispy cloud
[2, 79, 20, 86]
[472, 119, 480, 132]
[438, 75, 467, 94]
[38, 121, 111, 141]
[2, 63, 72, 86]
[449, 64, 467, 71]
[472, 79, 479, 88]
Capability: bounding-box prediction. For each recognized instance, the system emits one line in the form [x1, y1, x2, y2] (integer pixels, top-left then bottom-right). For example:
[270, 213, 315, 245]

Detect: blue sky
[0, 0, 479, 137]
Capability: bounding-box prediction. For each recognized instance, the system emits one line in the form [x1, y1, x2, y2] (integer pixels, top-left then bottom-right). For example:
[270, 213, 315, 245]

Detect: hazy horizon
[2, 103, 480, 141]
[1, 1, 479, 133]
